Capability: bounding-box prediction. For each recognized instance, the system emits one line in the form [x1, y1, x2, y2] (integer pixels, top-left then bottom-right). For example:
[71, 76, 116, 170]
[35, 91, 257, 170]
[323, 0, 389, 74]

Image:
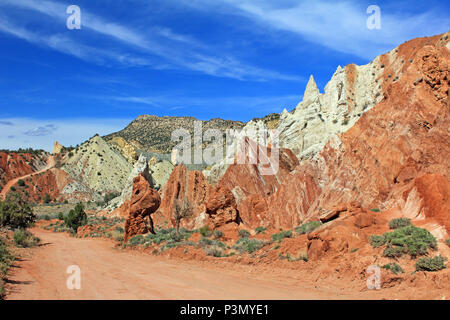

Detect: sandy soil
[5, 227, 382, 300]
[0, 156, 55, 201]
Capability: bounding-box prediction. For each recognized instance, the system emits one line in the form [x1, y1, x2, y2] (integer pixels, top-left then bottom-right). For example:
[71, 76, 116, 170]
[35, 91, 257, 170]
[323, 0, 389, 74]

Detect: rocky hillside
[61, 135, 133, 195]
[103, 115, 245, 154]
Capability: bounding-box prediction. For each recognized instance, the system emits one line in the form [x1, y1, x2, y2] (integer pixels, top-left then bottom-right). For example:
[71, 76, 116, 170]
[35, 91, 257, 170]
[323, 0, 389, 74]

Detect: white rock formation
[205, 58, 384, 183]
[106, 154, 151, 210]
[276, 59, 384, 159]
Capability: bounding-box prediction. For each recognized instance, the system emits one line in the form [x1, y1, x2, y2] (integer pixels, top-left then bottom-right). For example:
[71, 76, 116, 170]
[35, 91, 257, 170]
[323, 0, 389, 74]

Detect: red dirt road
[5, 228, 360, 300]
[0, 156, 56, 200]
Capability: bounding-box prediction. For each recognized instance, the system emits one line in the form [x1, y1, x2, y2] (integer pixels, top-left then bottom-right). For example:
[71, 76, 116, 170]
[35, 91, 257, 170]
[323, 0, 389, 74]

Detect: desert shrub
[371, 225, 437, 258]
[204, 245, 223, 257]
[212, 230, 224, 239]
[109, 230, 124, 242]
[389, 218, 412, 229]
[17, 179, 25, 187]
[369, 235, 386, 248]
[64, 203, 87, 232]
[198, 237, 214, 247]
[0, 238, 13, 275]
[271, 230, 292, 242]
[145, 228, 191, 246]
[370, 208, 381, 213]
[128, 234, 145, 247]
[173, 198, 193, 234]
[13, 229, 40, 248]
[415, 256, 447, 272]
[43, 214, 51, 221]
[295, 221, 322, 235]
[445, 239, 450, 247]
[382, 263, 404, 275]
[199, 225, 211, 237]
[279, 252, 308, 262]
[58, 212, 64, 221]
[233, 237, 265, 254]
[255, 226, 266, 234]
[0, 192, 36, 229]
[238, 229, 250, 238]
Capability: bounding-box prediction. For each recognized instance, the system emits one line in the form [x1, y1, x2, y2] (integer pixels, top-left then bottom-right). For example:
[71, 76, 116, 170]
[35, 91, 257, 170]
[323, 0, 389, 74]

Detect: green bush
[383, 246, 406, 258]
[212, 230, 224, 239]
[128, 234, 145, 247]
[382, 263, 404, 275]
[144, 228, 191, 246]
[238, 229, 250, 238]
[415, 256, 447, 272]
[0, 238, 13, 276]
[197, 237, 225, 249]
[255, 226, 266, 234]
[64, 203, 87, 232]
[271, 230, 292, 242]
[17, 179, 25, 187]
[369, 235, 386, 248]
[58, 212, 64, 221]
[389, 218, 412, 229]
[233, 237, 265, 254]
[370, 208, 381, 212]
[295, 221, 322, 235]
[371, 225, 437, 258]
[13, 229, 40, 248]
[199, 226, 211, 237]
[445, 239, 450, 247]
[0, 192, 36, 229]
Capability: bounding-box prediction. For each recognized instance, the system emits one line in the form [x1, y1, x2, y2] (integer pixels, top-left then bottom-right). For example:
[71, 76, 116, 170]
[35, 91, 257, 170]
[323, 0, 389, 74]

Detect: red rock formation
[216, 137, 300, 228]
[122, 174, 161, 242]
[0, 152, 42, 190]
[153, 165, 211, 229]
[306, 204, 378, 260]
[205, 186, 239, 227]
[269, 32, 450, 231]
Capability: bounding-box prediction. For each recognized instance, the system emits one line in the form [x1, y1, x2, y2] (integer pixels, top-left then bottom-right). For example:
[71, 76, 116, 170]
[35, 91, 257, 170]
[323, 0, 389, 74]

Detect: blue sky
[0, 0, 449, 151]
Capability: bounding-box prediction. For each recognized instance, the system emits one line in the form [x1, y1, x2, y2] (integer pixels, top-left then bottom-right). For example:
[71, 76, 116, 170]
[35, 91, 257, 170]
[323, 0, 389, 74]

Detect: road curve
[0, 156, 56, 200]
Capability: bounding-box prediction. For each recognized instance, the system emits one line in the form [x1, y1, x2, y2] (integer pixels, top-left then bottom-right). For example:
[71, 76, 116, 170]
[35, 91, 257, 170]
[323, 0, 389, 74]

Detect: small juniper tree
[173, 198, 193, 235]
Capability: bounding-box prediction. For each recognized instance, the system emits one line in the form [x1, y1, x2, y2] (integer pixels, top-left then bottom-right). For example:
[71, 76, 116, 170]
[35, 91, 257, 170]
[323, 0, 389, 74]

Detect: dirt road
[5, 228, 357, 300]
[0, 156, 56, 200]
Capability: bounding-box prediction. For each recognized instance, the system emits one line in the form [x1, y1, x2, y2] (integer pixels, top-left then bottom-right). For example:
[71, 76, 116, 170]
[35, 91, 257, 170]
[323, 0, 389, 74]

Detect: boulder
[205, 186, 239, 227]
[122, 174, 161, 242]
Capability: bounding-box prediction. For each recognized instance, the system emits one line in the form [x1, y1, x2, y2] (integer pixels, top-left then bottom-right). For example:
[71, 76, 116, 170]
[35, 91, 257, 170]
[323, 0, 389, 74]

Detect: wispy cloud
[0, 120, 14, 126]
[0, 0, 301, 81]
[177, 0, 450, 59]
[24, 124, 58, 136]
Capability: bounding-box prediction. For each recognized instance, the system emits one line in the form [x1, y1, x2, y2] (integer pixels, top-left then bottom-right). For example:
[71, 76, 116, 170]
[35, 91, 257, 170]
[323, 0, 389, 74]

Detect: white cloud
[177, 0, 450, 59]
[0, 0, 301, 81]
[0, 118, 132, 151]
